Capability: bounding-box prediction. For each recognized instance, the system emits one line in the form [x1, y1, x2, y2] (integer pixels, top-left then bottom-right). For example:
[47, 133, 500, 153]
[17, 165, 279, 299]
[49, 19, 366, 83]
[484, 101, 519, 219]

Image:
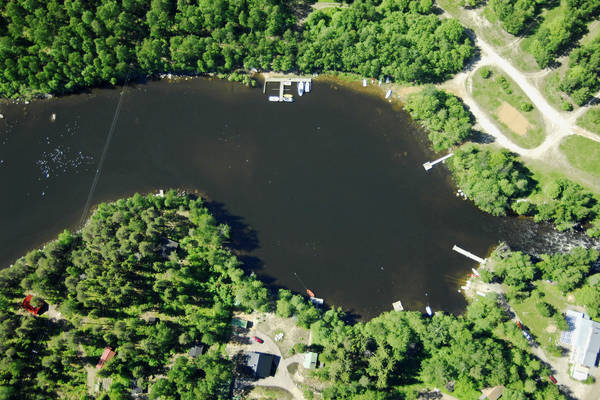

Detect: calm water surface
[0, 78, 596, 318]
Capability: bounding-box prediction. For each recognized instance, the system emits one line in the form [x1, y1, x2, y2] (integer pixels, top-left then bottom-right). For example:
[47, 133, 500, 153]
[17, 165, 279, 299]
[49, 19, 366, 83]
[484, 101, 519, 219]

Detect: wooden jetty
[423, 152, 453, 171]
[264, 77, 312, 102]
[452, 245, 486, 264]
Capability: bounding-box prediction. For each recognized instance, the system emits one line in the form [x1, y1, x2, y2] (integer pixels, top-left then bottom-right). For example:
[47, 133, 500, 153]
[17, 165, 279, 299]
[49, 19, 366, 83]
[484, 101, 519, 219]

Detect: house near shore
[245, 352, 276, 379]
[479, 385, 504, 400]
[96, 347, 116, 369]
[560, 310, 600, 380]
[158, 238, 179, 258]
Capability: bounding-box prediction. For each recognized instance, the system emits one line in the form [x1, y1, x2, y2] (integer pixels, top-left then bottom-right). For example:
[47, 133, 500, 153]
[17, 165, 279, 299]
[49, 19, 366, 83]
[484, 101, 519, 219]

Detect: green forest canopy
[0, 0, 474, 98]
[0, 191, 270, 399]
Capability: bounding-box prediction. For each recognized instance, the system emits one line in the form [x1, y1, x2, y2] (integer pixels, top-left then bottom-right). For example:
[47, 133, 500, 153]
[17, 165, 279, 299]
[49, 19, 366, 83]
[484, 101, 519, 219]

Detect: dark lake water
[0, 78, 597, 318]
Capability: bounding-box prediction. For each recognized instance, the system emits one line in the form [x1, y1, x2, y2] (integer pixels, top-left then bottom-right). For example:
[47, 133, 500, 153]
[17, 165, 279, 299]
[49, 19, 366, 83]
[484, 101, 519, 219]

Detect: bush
[554, 313, 569, 331]
[536, 301, 554, 317]
[520, 102, 533, 112]
[480, 269, 493, 283]
[561, 101, 574, 111]
[480, 67, 492, 79]
[496, 76, 512, 94]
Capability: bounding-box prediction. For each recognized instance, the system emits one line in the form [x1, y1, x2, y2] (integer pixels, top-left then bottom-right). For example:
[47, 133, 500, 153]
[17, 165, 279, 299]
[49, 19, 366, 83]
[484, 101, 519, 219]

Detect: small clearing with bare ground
[497, 101, 531, 135]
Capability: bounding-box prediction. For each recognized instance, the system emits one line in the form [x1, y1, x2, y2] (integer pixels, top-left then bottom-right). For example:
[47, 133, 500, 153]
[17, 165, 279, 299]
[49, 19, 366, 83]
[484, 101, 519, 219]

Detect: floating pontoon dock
[392, 301, 404, 311]
[452, 245, 486, 264]
[264, 77, 312, 102]
[423, 153, 453, 171]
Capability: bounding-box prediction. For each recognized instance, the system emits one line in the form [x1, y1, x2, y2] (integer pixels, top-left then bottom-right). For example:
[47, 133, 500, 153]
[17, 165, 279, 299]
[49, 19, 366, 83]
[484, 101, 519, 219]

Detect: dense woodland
[0, 192, 270, 399]
[405, 87, 473, 151]
[560, 36, 600, 105]
[447, 144, 600, 236]
[486, 0, 600, 69]
[0, 0, 474, 98]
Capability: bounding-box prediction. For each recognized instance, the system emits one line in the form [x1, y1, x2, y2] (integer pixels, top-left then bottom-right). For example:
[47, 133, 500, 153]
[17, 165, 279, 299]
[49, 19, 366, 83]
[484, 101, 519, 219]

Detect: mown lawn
[577, 107, 600, 136]
[510, 282, 569, 351]
[472, 66, 545, 148]
[560, 136, 600, 176]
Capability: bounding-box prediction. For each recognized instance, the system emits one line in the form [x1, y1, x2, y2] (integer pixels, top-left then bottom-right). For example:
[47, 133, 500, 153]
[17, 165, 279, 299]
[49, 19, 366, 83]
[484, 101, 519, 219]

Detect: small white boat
[386, 77, 390, 84]
[363, 79, 367, 87]
[305, 80, 311, 93]
[283, 94, 294, 103]
[425, 306, 432, 316]
[298, 81, 304, 96]
[385, 90, 392, 99]
[283, 81, 292, 86]
[268, 96, 280, 102]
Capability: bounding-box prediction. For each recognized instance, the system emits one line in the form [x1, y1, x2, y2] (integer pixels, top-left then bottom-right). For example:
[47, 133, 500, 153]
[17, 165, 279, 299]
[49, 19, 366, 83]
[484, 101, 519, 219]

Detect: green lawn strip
[523, 156, 600, 199]
[472, 66, 545, 148]
[560, 136, 600, 177]
[510, 282, 568, 351]
[577, 107, 600, 135]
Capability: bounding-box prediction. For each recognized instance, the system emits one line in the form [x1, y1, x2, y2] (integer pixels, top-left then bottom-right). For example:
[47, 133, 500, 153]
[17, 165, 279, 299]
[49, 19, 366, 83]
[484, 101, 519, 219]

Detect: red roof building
[96, 347, 116, 369]
[22, 295, 43, 315]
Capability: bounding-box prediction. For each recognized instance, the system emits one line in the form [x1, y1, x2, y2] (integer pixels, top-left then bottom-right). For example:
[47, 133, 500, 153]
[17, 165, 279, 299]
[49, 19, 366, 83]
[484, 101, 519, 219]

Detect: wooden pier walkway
[263, 77, 312, 102]
[452, 245, 486, 264]
[423, 153, 453, 171]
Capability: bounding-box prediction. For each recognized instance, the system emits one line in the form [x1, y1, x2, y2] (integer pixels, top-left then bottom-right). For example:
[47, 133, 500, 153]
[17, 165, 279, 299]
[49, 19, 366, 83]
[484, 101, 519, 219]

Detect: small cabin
[303, 352, 318, 369]
[96, 347, 116, 369]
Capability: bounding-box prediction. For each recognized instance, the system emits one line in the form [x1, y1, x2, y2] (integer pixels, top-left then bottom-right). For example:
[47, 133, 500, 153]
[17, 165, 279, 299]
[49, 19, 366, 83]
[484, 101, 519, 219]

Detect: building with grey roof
[246, 352, 275, 379]
[567, 311, 600, 380]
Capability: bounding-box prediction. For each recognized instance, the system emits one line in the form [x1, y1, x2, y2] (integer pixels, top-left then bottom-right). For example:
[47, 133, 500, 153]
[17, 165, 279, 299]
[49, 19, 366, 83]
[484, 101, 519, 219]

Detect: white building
[562, 310, 600, 380]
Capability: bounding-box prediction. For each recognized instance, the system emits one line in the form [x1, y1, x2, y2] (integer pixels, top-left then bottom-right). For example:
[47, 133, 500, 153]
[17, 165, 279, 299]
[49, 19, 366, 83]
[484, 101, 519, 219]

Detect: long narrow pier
[263, 77, 312, 102]
[423, 153, 453, 171]
[452, 245, 486, 264]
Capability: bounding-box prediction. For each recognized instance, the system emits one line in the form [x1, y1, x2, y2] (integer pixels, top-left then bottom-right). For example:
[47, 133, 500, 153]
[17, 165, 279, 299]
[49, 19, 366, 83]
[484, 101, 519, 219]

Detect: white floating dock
[423, 152, 454, 171]
[452, 245, 486, 264]
[392, 301, 404, 311]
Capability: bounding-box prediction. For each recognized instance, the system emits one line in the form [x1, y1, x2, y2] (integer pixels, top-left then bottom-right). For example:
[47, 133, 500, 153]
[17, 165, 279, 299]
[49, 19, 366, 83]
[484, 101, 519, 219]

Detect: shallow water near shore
[0, 77, 597, 319]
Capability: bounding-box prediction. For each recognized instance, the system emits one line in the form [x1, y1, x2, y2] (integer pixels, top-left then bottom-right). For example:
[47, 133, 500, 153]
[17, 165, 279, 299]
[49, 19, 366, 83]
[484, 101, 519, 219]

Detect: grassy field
[472, 66, 545, 148]
[511, 282, 569, 351]
[560, 136, 600, 177]
[577, 107, 600, 135]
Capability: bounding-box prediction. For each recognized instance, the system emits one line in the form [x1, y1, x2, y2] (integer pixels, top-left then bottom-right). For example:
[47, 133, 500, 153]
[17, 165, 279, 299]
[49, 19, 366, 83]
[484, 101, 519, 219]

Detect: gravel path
[439, 10, 600, 166]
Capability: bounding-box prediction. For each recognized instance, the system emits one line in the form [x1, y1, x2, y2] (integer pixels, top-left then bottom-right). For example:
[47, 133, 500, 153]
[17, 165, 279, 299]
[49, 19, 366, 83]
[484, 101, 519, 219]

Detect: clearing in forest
[497, 102, 531, 136]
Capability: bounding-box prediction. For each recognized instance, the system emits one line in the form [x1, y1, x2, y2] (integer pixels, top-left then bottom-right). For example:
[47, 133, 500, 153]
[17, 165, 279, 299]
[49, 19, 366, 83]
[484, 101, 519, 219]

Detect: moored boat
[298, 81, 304, 96]
[305, 80, 311, 93]
[385, 89, 392, 99]
[306, 289, 316, 297]
[425, 306, 432, 316]
[283, 94, 294, 102]
[268, 95, 280, 102]
[362, 79, 367, 87]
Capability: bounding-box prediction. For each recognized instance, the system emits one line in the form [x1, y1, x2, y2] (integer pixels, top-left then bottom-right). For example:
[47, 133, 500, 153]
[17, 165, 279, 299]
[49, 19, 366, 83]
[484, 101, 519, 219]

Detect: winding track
[439, 13, 600, 164]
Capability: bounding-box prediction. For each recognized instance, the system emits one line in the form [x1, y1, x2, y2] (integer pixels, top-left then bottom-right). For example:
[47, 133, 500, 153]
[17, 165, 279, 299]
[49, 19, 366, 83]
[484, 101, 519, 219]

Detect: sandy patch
[496, 101, 531, 136]
[546, 324, 557, 333]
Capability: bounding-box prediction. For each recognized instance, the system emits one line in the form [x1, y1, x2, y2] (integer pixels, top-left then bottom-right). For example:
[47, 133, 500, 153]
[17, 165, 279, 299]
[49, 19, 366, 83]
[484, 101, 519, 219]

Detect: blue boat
[298, 81, 304, 96]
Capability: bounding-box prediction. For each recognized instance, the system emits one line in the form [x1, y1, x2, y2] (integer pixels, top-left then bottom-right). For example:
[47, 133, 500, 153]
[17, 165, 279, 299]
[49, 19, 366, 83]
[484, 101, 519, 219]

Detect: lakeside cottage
[96, 347, 116, 369]
[479, 385, 504, 400]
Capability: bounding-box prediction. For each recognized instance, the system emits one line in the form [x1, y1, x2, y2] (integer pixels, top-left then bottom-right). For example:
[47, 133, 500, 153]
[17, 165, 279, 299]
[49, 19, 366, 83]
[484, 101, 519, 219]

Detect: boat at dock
[305, 80, 311, 93]
[425, 306, 432, 316]
[362, 79, 367, 87]
[306, 289, 315, 297]
[385, 89, 392, 99]
[268, 96, 280, 102]
[283, 93, 294, 102]
[298, 81, 304, 96]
